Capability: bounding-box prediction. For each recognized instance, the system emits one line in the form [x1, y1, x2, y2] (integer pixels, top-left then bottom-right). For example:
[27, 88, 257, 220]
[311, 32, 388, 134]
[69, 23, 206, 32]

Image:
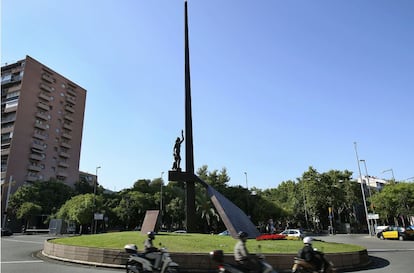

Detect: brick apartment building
[1, 56, 86, 214]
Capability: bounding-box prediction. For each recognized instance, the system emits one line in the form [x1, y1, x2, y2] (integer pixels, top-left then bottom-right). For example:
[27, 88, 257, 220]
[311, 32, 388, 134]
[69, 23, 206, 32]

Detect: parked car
[173, 229, 187, 234]
[377, 226, 414, 241]
[375, 225, 389, 234]
[279, 229, 305, 238]
[218, 230, 230, 236]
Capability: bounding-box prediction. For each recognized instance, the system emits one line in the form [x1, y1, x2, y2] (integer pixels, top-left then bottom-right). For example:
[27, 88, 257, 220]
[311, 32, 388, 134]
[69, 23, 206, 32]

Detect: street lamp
[160, 171, 164, 227]
[382, 169, 395, 181]
[244, 172, 249, 216]
[359, 160, 373, 200]
[92, 166, 101, 234]
[353, 142, 371, 236]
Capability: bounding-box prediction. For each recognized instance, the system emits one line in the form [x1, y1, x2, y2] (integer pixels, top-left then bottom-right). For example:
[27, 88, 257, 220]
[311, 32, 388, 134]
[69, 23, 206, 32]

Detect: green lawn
[51, 232, 365, 254]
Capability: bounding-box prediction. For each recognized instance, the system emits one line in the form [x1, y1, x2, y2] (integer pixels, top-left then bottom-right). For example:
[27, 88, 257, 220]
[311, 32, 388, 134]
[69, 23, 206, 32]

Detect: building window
[1, 73, 11, 83]
[6, 91, 20, 99]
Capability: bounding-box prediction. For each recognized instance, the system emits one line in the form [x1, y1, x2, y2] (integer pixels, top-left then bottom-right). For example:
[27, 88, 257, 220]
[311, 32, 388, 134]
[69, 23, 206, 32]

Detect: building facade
[357, 176, 389, 190]
[1, 56, 86, 210]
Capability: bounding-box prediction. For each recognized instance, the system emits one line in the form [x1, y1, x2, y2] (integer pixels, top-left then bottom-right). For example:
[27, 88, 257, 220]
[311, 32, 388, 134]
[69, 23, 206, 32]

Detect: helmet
[303, 236, 313, 244]
[147, 231, 155, 239]
[124, 244, 138, 254]
[237, 231, 248, 239]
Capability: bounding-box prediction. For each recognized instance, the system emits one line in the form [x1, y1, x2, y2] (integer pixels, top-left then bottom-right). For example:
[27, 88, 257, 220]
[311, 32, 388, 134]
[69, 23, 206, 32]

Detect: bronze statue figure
[172, 130, 184, 171]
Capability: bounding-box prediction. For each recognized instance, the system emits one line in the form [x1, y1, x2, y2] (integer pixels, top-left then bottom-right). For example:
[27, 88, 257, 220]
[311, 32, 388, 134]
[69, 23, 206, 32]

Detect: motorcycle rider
[299, 236, 325, 272]
[144, 231, 161, 269]
[234, 231, 260, 273]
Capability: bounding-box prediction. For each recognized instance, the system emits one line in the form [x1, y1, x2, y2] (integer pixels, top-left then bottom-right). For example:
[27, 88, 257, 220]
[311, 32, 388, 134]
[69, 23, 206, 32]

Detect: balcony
[58, 161, 69, 168]
[28, 164, 42, 172]
[4, 104, 17, 113]
[7, 85, 21, 93]
[33, 131, 47, 140]
[63, 123, 72, 131]
[57, 171, 68, 178]
[59, 151, 70, 158]
[30, 153, 44, 161]
[63, 115, 74, 122]
[40, 83, 53, 93]
[32, 142, 45, 151]
[1, 125, 14, 134]
[26, 175, 39, 182]
[1, 148, 10, 156]
[1, 117, 16, 124]
[11, 67, 23, 74]
[62, 133, 72, 140]
[34, 122, 48, 130]
[36, 112, 49, 120]
[66, 96, 76, 104]
[42, 74, 53, 83]
[37, 102, 49, 111]
[38, 92, 51, 101]
[65, 106, 74, 113]
[60, 141, 71, 149]
[67, 88, 76, 96]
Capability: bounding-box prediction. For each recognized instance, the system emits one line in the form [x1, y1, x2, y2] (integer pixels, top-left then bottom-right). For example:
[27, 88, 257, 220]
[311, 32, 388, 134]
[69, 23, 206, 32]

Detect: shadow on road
[341, 255, 390, 272]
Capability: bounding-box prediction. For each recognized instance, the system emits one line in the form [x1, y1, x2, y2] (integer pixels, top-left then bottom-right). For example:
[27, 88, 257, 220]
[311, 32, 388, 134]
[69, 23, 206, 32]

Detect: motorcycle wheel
[126, 261, 143, 273]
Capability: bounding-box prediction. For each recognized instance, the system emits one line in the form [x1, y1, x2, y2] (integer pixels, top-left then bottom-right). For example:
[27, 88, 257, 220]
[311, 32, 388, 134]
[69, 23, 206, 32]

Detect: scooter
[291, 249, 335, 273]
[209, 249, 278, 273]
[124, 244, 179, 273]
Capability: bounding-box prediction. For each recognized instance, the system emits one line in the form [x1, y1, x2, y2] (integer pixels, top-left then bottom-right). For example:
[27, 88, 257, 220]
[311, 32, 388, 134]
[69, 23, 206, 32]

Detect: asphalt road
[1, 233, 413, 273]
[313, 234, 414, 273]
[1, 234, 119, 273]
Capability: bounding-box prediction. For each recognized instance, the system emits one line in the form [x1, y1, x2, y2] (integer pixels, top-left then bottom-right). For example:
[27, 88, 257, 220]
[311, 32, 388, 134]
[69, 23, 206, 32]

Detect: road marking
[1, 260, 44, 264]
[369, 248, 414, 252]
[1, 238, 44, 244]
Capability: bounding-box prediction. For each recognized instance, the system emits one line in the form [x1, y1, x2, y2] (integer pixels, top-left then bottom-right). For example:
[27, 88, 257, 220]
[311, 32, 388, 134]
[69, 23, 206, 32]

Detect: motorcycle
[291, 249, 336, 273]
[209, 249, 278, 273]
[124, 244, 179, 273]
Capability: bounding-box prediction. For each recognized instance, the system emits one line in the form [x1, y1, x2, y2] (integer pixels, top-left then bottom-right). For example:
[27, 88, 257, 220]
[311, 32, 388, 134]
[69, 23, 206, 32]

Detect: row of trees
[6, 165, 414, 233]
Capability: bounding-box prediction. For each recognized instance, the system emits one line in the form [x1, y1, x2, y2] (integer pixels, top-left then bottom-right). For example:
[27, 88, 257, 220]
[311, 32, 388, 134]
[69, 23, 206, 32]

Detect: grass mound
[51, 231, 365, 254]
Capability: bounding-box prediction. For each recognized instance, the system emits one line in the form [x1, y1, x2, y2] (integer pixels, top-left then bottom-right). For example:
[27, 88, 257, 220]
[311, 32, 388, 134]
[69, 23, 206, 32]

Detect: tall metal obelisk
[183, 0, 196, 232]
[169, 1, 260, 237]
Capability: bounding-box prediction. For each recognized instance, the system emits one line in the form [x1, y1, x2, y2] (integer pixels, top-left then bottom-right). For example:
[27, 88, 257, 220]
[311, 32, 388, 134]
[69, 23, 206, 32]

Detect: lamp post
[302, 180, 309, 230]
[244, 172, 249, 217]
[360, 159, 376, 233]
[353, 142, 371, 236]
[382, 168, 395, 181]
[359, 160, 373, 200]
[92, 166, 101, 234]
[160, 171, 164, 228]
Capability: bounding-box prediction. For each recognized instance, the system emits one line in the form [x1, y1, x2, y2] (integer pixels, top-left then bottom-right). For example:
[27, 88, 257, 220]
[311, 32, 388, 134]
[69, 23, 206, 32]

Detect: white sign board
[367, 213, 379, 220]
[94, 213, 104, 220]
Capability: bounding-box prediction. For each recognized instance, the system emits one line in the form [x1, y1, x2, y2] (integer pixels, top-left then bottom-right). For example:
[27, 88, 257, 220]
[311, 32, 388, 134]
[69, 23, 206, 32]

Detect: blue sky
[2, 0, 413, 191]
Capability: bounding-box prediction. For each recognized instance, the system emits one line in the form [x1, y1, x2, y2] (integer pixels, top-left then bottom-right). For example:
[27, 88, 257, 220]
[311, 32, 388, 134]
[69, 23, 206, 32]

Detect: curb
[43, 239, 370, 272]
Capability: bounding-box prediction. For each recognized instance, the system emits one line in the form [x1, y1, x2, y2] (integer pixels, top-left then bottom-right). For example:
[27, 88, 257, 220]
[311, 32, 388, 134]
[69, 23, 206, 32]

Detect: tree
[8, 179, 74, 227]
[370, 182, 414, 226]
[195, 187, 220, 233]
[197, 165, 230, 193]
[55, 193, 101, 233]
[113, 191, 156, 230]
[16, 202, 42, 229]
[74, 180, 94, 195]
